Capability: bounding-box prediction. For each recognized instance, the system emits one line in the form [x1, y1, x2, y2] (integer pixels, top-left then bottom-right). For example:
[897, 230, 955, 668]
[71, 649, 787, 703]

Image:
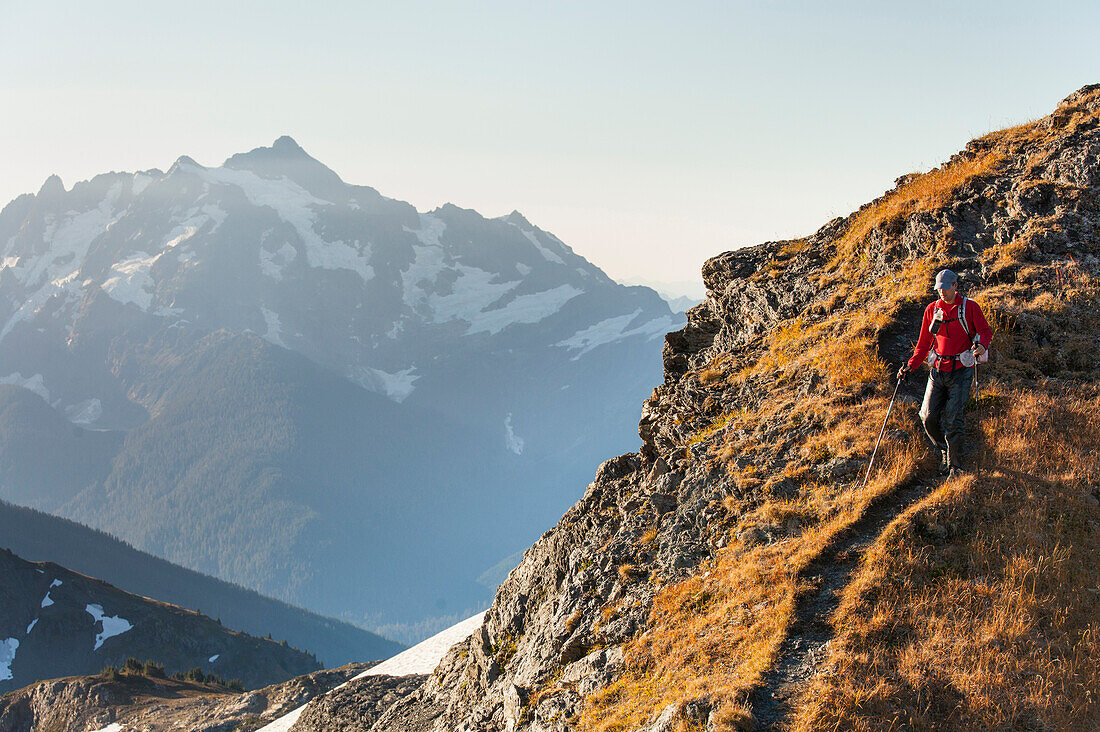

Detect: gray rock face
[0, 663, 366, 732]
[298, 84, 1100, 730]
[289, 674, 427, 731]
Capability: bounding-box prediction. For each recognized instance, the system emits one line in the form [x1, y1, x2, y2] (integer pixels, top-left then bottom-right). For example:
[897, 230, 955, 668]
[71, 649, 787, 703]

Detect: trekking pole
[861, 375, 903, 490]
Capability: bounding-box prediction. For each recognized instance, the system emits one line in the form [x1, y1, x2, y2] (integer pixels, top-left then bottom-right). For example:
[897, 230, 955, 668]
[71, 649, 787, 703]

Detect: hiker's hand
[973, 343, 986, 358]
[896, 364, 911, 382]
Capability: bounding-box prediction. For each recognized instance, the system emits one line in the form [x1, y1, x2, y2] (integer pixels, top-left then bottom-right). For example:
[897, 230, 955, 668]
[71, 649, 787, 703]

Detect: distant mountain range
[0, 497, 402, 668]
[0, 138, 684, 638]
[0, 547, 320, 693]
[619, 276, 705, 313]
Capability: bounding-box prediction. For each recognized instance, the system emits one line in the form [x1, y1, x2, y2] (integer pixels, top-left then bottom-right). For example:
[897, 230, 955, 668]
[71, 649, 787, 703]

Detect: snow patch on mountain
[39, 579, 63, 608]
[0, 372, 49, 402]
[304, 237, 374, 280]
[403, 216, 585, 333]
[261, 307, 285, 347]
[505, 414, 524, 455]
[346, 365, 419, 403]
[401, 215, 449, 310]
[0, 276, 80, 343]
[429, 265, 520, 326]
[360, 612, 486, 678]
[188, 163, 374, 282]
[101, 251, 160, 310]
[66, 398, 104, 425]
[259, 234, 298, 282]
[25, 182, 122, 289]
[557, 310, 677, 359]
[256, 612, 487, 732]
[466, 284, 583, 336]
[258, 707, 304, 732]
[517, 227, 564, 265]
[209, 654, 220, 663]
[163, 204, 226, 249]
[131, 172, 154, 196]
[90, 724, 125, 732]
[0, 638, 18, 681]
[86, 604, 133, 651]
[0, 182, 123, 342]
[25, 619, 38, 634]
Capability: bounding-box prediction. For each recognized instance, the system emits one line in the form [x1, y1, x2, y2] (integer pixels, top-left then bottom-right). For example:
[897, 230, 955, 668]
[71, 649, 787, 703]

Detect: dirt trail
[745, 479, 934, 731]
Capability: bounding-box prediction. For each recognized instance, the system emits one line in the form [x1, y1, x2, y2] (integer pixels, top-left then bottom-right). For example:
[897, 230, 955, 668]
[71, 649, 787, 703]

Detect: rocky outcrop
[290, 674, 427, 731]
[0, 663, 366, 732]
[346, 84, 1100, 731]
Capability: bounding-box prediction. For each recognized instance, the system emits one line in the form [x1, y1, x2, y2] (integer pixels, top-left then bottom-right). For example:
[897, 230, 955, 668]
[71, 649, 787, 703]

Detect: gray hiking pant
[919, 366, 974, 469]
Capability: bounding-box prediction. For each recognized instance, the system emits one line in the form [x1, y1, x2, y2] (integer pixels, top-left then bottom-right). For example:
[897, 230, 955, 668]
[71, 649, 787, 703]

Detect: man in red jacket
[896, 269, 993, 476]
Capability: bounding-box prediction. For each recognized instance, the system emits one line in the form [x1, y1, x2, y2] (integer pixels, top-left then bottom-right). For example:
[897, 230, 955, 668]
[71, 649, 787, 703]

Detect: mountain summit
[275, 85, 1100, 730]
[0, 140, 684, 636]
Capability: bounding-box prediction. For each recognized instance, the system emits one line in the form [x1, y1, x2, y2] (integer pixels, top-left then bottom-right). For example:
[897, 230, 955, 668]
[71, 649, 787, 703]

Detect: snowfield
[257, 612, 486, 732]
[0, 638, 18, 681]
[346, 612, 485, 679]
[188, 162, 375, 283]
[0, 181, 123, 343]
[85, 604, 134, 651]
[65, 398, 104, 425]
[557, 309, 677, 359]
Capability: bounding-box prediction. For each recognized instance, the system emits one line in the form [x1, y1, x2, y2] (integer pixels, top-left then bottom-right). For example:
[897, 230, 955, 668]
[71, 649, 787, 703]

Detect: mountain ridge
[0, 547, 321, 694]
[0, 498, 402, 669]
[278, 84, 1100, 731]
[0, 139, 683, 633]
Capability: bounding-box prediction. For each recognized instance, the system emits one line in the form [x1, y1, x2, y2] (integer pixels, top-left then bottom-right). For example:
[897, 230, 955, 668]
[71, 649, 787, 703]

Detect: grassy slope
[579, 91, 1100, 731]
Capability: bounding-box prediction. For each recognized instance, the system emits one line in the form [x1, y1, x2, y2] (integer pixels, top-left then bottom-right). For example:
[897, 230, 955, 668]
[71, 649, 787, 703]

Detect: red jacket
[907, 297, 992, 372]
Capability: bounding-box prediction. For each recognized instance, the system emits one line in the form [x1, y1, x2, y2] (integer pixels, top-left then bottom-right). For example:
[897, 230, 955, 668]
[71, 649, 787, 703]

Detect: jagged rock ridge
[286, 85, 1100, 730]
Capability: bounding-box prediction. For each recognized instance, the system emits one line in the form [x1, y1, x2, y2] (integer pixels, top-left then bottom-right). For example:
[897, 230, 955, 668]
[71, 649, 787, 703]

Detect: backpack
[925, 296, 989, 368]
[957, 297, 989, 364]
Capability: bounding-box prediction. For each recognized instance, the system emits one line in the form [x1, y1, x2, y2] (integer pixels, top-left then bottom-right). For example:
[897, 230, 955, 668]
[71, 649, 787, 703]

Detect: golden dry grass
[821, 148, 1011, 281]
[574, 92, 1100, 731]
[578, 311, 926, 731]
[788, 385, 1100, 731]
[578, 426, 923, 732]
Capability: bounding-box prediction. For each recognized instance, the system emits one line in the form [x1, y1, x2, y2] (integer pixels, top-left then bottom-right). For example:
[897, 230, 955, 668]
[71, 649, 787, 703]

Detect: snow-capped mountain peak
[0, 139, 684, 633]
[0, 138, 680, 414]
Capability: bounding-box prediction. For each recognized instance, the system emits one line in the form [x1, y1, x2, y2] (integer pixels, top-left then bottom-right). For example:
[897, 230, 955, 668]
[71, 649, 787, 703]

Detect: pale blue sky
[2, 1, 1097, 294]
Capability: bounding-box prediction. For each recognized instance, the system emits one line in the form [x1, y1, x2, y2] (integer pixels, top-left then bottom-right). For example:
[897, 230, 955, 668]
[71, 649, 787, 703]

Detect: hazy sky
[2, 2, 1098, 295]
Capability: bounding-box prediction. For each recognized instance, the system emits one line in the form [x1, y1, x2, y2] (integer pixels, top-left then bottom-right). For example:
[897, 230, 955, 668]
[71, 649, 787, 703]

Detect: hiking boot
[937, 450, 950, 476]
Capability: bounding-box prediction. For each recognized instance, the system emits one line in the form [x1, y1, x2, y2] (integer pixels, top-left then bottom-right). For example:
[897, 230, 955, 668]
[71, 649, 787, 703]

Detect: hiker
[896, 269, 992, 476]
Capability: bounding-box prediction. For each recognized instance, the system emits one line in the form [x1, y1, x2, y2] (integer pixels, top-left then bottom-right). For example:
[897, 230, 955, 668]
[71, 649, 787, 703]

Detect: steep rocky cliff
[209, 85, 1100, 731]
